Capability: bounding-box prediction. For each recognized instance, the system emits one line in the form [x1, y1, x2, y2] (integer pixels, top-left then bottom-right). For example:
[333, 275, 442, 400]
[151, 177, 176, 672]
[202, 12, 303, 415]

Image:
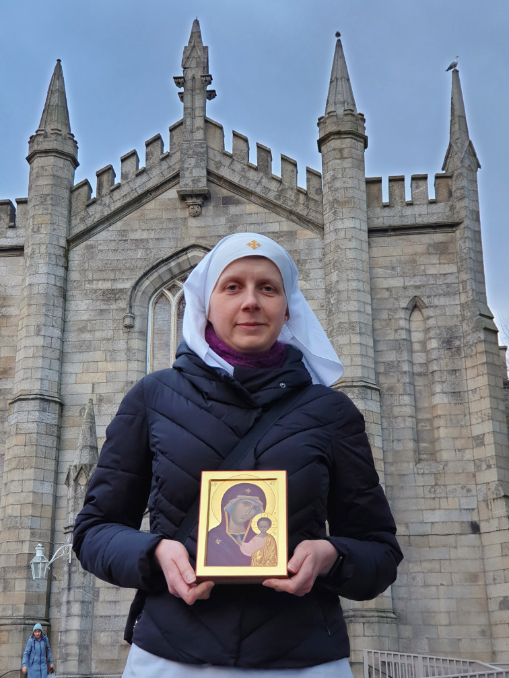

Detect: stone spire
[181, 19, 209, 77]
[0, 60, 79, 663]
[318, 33, 396, 667]
[318, 34, 366, 154]
[27, 60, 78, 166]
[325, 34, 357, 115]
[37, 59, 72, 134]
[74, 399, 98, 467]
[442, 68, 480, 172]
[174, 19, 216, 216]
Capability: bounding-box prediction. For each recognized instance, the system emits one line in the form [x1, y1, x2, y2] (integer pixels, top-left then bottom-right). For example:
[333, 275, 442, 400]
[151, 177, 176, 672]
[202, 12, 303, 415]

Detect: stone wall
[369, 226, 493, 658]
[0, 247, 24, 502]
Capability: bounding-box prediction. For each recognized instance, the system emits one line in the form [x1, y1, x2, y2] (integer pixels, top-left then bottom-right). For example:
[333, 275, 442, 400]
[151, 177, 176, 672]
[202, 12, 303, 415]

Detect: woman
[22, 623, 53, 677]
[74, 232, 402, 676]
[206, 482, 266, 566]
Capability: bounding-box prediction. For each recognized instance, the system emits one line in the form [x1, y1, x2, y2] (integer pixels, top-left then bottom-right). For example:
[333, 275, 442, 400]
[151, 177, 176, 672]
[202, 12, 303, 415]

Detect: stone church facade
[0, 20, 508, 677]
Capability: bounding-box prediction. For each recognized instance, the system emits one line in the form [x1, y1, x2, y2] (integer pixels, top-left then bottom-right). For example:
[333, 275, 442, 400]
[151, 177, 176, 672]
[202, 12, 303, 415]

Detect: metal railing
[420, 671, 509, 678]
[363, 650, 506, 678]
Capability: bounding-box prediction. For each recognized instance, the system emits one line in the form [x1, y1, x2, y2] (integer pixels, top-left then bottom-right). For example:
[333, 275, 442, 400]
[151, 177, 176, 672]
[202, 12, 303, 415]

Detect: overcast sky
[1, 0, 508, 327]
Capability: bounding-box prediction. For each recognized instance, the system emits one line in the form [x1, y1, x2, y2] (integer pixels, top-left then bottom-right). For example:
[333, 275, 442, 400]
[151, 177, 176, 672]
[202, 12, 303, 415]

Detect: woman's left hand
[262, 540, 338, 596]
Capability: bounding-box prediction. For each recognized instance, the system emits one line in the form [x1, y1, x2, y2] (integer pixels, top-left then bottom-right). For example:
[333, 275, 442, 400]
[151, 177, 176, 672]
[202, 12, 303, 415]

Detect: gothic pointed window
[147, 279, 186, 373]
[409, 303, 435, 462]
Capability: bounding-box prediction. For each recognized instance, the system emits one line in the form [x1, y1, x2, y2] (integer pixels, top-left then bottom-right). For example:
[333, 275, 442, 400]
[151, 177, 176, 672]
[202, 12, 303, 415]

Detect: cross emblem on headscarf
[244, 488, 251, 493]
[246, 240, 261, 250]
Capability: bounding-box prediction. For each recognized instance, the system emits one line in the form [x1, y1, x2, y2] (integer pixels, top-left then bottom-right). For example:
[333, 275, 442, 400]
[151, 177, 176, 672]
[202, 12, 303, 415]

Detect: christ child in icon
[240, 517, 278, 566]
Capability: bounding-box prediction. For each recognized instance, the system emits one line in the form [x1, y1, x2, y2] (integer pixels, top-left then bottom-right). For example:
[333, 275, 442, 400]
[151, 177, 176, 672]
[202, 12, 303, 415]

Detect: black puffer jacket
[74, 344, 402, 669]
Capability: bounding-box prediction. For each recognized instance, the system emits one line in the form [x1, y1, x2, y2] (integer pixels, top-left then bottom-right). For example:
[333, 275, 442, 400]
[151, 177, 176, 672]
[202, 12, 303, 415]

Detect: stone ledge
[0, 244, 24, 256]
[368, 221, 461, 237]
[343, 608, 398, 622]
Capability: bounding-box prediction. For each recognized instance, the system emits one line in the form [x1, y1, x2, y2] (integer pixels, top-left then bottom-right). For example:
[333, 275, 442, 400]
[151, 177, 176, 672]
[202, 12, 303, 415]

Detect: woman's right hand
[22, 667, 27, 674]
[154, 539, 214, 605]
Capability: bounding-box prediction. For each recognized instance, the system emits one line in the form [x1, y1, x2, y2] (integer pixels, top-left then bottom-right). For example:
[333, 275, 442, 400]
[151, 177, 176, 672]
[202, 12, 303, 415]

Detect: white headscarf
[182, 233, 343, 386]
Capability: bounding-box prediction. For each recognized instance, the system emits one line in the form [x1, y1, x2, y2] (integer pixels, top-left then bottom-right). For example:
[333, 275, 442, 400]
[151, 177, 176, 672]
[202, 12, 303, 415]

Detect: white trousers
[123, 643, 354, 678]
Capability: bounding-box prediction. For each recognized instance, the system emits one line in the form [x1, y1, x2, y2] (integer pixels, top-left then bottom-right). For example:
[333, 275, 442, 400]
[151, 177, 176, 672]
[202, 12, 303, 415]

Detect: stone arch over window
[406, 296, 435, 463]
[124, 246, 209, 383]
[148, 280, 186, 373]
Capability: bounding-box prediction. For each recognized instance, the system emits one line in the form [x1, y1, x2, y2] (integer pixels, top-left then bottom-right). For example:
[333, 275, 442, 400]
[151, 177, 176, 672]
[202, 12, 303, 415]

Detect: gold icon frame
[196, 470, 288, 584]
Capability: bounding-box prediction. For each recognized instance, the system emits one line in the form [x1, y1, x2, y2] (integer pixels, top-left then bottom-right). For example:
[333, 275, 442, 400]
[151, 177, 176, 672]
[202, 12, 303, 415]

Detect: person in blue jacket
[74, 233, 403, 677]
[22, 623, 53, 677]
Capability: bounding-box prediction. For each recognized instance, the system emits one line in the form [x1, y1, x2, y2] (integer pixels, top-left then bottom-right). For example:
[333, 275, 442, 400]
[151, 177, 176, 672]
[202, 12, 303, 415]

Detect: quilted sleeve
[323, 393, 403, 599]
[73, 378, 165, 591]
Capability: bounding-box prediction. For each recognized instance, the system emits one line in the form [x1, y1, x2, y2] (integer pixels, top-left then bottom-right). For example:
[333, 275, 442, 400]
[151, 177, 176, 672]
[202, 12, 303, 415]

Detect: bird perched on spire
[446, 56, 459, 71]
[335, 31, 341, 37]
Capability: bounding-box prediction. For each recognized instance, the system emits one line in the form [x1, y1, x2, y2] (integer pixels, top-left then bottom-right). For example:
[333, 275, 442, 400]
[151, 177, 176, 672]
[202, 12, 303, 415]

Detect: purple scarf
[205, 325, 287, 370]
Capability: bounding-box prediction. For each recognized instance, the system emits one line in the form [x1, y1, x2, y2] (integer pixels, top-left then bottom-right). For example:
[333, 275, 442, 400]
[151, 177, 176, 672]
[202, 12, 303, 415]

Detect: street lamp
[30, 542, 72, 580]
[30, 544, 49, 580]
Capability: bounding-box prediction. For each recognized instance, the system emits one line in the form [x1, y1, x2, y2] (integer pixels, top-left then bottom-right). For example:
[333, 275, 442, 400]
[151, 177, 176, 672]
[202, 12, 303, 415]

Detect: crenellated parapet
[69, 117, 324, 245]
[0, 199, 26, 253]
[70, 17, 322, 240]
[69, 132, 464, 246]
[96, 164, 116, 197]
[69, 128, 179, 246]
[205, 121, 323, 232]
[172, 117, 322, 203]
[120, 149, 139, 181]
[0, 200, 15, 229]
[366, 173, 457, 233]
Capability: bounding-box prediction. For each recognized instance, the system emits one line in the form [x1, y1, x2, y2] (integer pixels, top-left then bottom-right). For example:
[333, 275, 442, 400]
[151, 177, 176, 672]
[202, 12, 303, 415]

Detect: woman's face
[229, 498, 261, 526]
[34, 629, 42, 640]
[208, 257, 289, 354]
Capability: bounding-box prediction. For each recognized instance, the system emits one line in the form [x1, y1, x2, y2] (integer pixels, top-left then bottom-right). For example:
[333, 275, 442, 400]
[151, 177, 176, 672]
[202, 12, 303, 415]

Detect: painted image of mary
[206, 483, 267, 566]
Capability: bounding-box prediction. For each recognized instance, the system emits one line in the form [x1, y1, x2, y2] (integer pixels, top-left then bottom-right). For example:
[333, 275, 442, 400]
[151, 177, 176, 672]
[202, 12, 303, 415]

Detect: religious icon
[196, 471, 287, 583]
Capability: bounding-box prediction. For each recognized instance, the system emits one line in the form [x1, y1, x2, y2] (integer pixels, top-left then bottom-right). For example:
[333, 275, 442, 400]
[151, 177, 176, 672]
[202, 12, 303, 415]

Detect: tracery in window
[147, 279, 187, 373]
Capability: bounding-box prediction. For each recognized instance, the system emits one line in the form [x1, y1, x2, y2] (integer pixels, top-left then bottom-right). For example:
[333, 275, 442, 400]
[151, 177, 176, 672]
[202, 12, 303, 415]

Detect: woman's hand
[22, 668, 27, 675]
[154, 539, 214, 605]
[262, 540, 338, 596]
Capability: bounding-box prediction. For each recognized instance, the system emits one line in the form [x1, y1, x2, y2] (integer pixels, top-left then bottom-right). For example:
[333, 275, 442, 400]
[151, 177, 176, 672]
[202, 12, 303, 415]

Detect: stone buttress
[0, 61, 77, 671]
[58, 399, 98, 677]
[318, 35, 398, 673]
[443, 69, 509, 660]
